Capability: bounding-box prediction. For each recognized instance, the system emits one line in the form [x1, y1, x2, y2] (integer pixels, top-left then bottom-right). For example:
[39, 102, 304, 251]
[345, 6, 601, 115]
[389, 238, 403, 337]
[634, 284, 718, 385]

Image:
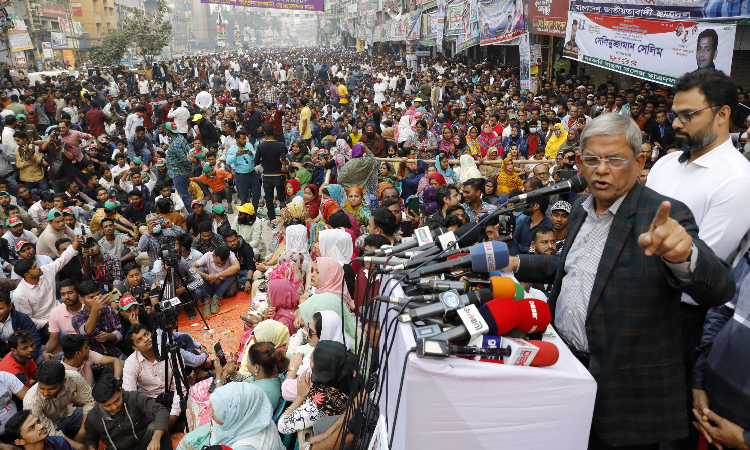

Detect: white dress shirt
[195, 91, 213, 110]
[647, 138, 750, 304]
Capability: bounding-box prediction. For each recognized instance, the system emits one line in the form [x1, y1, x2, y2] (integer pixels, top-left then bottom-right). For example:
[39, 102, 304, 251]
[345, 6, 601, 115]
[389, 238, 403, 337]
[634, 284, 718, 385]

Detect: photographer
[116, 263, 157, 312]
[156, 243, 206, 320]
[70, 281, 124, 360]
[80, 238, 122, 291]
[40, 127, 75, 195]
[122, 324, 187, 432]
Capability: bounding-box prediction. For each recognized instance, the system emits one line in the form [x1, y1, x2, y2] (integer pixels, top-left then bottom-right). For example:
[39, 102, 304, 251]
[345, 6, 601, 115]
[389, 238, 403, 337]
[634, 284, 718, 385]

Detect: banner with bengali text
[563, 12, 736, 86]
[569, 0, 748, 20]
[446, 2, 463, 35]
[530, 0, 567, 37]
[479, 0, 525, 46]
[200, 0, 324, 12]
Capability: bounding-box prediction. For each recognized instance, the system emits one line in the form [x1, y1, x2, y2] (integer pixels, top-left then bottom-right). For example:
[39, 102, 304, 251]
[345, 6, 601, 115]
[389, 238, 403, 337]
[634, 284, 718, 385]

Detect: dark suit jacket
[0, 309, 42, 360]
[516, 182, 734, 446]
[647, 121, 676, 150]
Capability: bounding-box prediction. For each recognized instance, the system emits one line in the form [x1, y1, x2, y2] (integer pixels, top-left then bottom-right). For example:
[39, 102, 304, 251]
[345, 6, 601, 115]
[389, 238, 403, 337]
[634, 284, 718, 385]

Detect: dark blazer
[516, 182, 734, 446]
[647, 120, 676, 150]
[0, 309, 42, 360]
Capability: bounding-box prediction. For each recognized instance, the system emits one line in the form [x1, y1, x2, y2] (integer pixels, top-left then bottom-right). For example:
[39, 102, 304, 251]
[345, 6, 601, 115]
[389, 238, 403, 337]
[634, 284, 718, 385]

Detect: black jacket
[198, 120, 219, 149]
[0, 310, 41, 360]
[84, 390, 169, 450]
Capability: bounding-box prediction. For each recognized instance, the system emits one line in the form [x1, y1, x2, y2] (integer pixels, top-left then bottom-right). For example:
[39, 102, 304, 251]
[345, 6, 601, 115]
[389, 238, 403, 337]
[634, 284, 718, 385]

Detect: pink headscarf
[267, 260, 304, 294]
[268, 279, 300, 336]
[316, 256, 354, 310]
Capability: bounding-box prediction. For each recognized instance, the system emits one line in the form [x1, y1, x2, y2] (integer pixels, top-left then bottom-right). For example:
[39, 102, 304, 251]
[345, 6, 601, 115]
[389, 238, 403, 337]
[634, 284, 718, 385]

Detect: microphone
[507, 175, 588, 204]
[514, 299, 552, 334]
[406, 241, 509, 281]
[385, 247, 473, 271]
[451, 345, 511, 357]
[367, 228, 447, 256]
[526, 340, 560, 367]
[428, 297, 521, 343]
[352, 256, 409, 266]
[398, 288, 493, 323]
[374, 293, 440, 306]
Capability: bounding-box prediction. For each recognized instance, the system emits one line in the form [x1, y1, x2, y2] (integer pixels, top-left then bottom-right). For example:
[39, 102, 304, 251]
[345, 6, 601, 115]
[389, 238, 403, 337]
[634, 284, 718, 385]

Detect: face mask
[554, 130, 562, 136]
[366, 131, 374, 137]
[529, 128, 537, 134]
[587, 101, 594, 106]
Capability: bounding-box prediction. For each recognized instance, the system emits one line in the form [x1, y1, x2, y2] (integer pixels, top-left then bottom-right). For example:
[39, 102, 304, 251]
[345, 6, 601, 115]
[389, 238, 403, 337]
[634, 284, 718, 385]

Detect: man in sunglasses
[504, 111, 734, 450]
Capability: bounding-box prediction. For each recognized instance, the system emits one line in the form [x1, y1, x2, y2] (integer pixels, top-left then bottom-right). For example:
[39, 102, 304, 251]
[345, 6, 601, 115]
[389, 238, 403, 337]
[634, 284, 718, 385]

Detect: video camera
[159, 244, 180, 266]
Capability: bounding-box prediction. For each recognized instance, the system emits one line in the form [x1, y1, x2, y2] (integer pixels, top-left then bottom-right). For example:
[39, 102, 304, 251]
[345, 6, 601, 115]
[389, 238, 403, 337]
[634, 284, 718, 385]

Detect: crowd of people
[0, 46, 743, 450]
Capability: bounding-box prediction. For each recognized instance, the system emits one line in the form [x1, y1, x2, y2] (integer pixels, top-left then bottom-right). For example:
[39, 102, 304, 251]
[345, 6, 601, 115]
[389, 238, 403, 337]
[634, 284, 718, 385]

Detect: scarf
[285, 224, 308, 253]
[378, 181, 394, 199]
[285, 178, 302, 198]
[435, 153, 458, 184]
[296, 168, 312, 189]
[305, 184, 321, 219]
[315, 256, 354, 310]
[465, 126, 481, 157]
[239, 319, 290, 376]
[342, 186, 371, 227]
[337, 152, 379, 196]
[428, 172, 446, 186]
[209, 383, 275, 447]
[267, 260, 304, 295]
[545, 123, 568, 159]
[502, 126, 527, 157]
[324, 184, 345, 206]
[478, 128, 501, 157]
[321, 199, 342, 222]
[299, 295, 357, 343]
[496, 156, 523, 191]
[285, 197, 305, 220]
[455, 154, 482, 182]
[306, 340, 356, 414]
[334, 139, 351, 173]
[268, 279, 299, 336]
[319, 229, 353, 266]
[480, 148, 502, 180]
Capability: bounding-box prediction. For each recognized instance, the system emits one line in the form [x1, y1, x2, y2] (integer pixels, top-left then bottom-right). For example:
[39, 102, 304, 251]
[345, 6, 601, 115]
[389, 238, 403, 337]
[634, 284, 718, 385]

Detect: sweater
[84, 390, 170, 450]
[36, 223, 77, 259]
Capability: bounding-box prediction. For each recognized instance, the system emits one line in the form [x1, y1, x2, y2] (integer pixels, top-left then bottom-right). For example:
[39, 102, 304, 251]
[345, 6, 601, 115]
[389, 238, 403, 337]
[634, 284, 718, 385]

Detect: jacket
[83, 390, 169, 450]
[0, 309, 41, 360]
[647, 121, 676, 150]
[516, 182, 735, 446]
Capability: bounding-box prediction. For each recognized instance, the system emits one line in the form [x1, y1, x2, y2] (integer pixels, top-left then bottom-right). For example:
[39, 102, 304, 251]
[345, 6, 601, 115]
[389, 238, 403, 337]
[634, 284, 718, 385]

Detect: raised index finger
[651, 201, 672, 229]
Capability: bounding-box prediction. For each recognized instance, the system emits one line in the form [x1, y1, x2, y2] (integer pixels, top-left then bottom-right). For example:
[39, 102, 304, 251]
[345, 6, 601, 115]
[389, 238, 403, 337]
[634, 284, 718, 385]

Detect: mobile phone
[407, 196, 420, 219]
[214, 342, 227, 366]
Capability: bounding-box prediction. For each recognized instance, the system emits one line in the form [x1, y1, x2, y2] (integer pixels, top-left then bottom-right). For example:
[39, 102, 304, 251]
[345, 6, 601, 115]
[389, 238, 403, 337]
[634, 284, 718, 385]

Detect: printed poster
[569, 0, 748, 20]
[563, 11, 736, 85]
[530, 0, 567, 36]
[479, 0, 525, 46]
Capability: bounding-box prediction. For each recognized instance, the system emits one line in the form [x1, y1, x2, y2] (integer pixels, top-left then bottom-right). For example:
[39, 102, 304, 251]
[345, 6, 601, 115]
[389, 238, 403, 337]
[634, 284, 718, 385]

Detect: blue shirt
[513, 214, 553, 254]
[226, 142, 256, 174]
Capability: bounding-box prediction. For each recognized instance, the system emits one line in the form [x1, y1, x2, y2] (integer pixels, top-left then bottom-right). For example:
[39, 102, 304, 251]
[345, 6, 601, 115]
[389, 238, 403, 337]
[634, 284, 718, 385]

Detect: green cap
[202, 163, 212, 174]
[15, 114, 26, 120]
[210, 202, 226, 215]
[132, 157, 141, 165]
[46, 209, 63, 221]
[104, 199, 121, 211]
[0, 191, 9, 197]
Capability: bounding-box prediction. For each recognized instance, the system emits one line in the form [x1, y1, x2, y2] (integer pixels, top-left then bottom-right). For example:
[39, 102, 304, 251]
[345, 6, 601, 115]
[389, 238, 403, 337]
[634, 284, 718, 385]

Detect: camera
[153, 298, 181, 331]
[160, 244, 180, 266]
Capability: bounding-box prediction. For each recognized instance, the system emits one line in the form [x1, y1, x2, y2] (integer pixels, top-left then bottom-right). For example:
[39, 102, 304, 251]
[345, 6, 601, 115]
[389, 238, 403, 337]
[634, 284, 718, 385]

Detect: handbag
[48, 143, 66, 179]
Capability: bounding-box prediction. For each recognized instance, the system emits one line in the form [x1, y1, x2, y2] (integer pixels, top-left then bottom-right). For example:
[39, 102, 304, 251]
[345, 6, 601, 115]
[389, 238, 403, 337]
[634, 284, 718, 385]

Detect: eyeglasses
[580, 155, 635, 169]
[307, 326, 317, 338]
[674, 105, 720, 124]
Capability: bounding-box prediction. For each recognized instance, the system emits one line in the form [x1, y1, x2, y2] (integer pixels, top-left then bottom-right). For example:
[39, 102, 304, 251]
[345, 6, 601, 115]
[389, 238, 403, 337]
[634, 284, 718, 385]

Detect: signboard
[530, 43, 542, 65]
[63, 49, 75, 66]
[446, 2, 463, 35]
[436, 0, 445, 52]
[479, 0, 525, 46]
[200, 0, 325, 12]
[569, 0, 746, 20]
[51, 31, 66, 47]
[8, 30, 34, 51]
[357, 39, 365, 51]
[42, 42, 53, 59]
[529, 0, 567, 37]
[457, 0, 479, 51]
[70, 2, 82, 15]
[563, 12, 736, 85]
[41, 4, 66, 18]
[406, 10, 421, 40]
[13, 52, 26, 67]
[519, 32, 531, 90]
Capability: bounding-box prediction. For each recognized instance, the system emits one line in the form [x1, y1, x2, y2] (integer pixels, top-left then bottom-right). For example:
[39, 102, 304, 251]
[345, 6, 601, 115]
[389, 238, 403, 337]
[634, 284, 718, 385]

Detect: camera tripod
[157, 260, 211, 331]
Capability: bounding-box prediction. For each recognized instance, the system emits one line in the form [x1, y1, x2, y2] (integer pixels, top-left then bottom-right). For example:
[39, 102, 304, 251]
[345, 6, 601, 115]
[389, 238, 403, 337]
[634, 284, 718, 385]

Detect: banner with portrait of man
[563, 12, 736, 85]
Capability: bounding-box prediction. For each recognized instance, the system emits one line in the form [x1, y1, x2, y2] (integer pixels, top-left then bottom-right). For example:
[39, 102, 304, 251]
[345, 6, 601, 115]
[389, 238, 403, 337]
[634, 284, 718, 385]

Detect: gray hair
[579, 113, 642, 156]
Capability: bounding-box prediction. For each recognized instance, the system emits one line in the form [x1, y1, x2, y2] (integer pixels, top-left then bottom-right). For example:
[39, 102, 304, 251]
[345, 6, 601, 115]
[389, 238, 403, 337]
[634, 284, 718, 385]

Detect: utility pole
[64, 0, 81, 66]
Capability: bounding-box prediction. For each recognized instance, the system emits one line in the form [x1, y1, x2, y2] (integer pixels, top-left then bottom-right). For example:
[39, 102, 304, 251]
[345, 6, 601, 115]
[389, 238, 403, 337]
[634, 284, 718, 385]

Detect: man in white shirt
[645, 69, 750, 450]
[1, 117, 16, 152]
[124, 106, 146, 140]
[195, 88, 213, 111]
[137, 77, 149, 95]
[13, 234, 81, 335]
[26, 194, 54, 229]
[167, 100, 190, 135]
[238, 75, 251, 102]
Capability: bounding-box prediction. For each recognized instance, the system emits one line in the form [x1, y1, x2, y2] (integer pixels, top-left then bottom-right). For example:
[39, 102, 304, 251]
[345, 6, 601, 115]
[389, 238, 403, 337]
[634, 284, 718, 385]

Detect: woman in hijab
[286, 139, 314, 180]
[338, 143, 379, 197]
[378, 162, 400, 188]
[323, 184, 346, 207]
[178, 383, 284, 450]
[455, 154, 482, 183]
[266, 278, 300, 336]
[399, 157, 427, 201]
[545, 123, 568, 159]
[435, 152, 460, 184]
[278, 340, 356, 435]
[416, 165, 439, 195]
[342, 186, 371, 228]
[496, 156, 523, 192]
[465, 126, 482, 157]
[333, 138, 352, 174]
[398, 111, 415, 146]
[478, 122, 502, 157]
[405, 119, 438, 160]
[558, 127, 580, 155]
[480, 147, 502, 180]
[311, 256, 354, 310]
[451, 133, 467, 159]
[423, 185, 439, 216]
[438, 126, 455, 155]
[296, 168, 312, 190]
[318, 229, 356, 296]
[358, 123, 385, 157]
[283, 307, 356, 401]
[502, 125, 528, 157]
[237, 319, 291, 379]
[302, 184, 321, 220]
[483, 178, 501, 205]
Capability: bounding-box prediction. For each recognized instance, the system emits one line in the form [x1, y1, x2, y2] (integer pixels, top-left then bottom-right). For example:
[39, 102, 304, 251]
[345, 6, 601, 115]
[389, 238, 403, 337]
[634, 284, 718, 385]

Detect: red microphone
[514, 299, 552, 334]
[527, 340, 560, 367]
